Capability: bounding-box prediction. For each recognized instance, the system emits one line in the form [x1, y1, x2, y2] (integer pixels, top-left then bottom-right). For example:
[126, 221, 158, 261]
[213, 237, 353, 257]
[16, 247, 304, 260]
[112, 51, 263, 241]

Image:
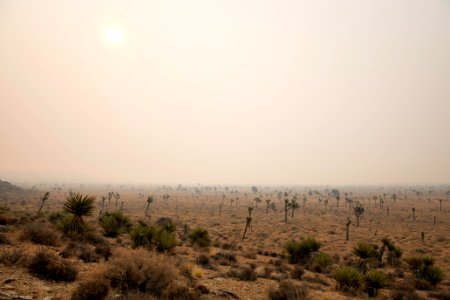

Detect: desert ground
[0, 180, 449, 299]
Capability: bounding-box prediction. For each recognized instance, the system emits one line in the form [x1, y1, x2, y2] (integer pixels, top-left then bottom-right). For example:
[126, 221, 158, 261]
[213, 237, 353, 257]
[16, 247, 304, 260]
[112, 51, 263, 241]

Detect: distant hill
[0, 179, 22, 193]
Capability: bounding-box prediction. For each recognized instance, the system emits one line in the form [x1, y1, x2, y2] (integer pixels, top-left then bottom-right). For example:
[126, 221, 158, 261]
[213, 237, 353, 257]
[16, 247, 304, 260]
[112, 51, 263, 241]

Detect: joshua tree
[242, 206, 254, 240]
[412, 207, 416, 221]
[114, 192, 120, 207]
[99, 196, 106, 215]
[145, 196, 154, 217]
[108, 191, 113, 205]
[392, 193, 398, 202]
[439, 199, 442, 212]
[345, 218, 351, 241]
[354, 202, 365, 227]
[37, 191, 50, 214]
[63, 192, 95, 233]
[251, 186, 258, 193]
[324, 198, 328, 209]
[254, 197, 262, 208]
[219, 202, 224, 216]
[284, 199, 290, 223]
[265, 199, 271, 214]
[291, 197, 299, 218]
[302, 196, 307, 209]
[331, 189, 340, 208]
[434, 216, 436, 226]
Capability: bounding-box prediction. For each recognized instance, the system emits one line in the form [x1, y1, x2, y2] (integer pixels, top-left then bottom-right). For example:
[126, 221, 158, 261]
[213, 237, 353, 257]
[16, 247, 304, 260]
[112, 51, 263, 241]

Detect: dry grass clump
[268, 280, 309, 300]
[0, 249, 28, 267]
[227, 265, 257, 281]
[105, 248, 178, 297]
[20, 223, 60, 246]
[28, 249, 77, 281]
[0, 214, 18, 225]
[71, 277, 110, 300]
[0, 233, 12, 245]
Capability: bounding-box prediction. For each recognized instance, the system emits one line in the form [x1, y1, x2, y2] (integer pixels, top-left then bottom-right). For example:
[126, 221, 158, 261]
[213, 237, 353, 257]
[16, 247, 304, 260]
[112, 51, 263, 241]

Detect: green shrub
[332, 266, 364, 293]
[353, 242, 378, 260]
[405, 254, 444, 286]
[308, 252, 333, 273]
[285, 236, 321, 264]
[130, 224, 154, 248]
[99, 211, 132, 237]
[188, 228, 211, 247]
[154, 228, 177, 252]
[365, 270, 390, 297]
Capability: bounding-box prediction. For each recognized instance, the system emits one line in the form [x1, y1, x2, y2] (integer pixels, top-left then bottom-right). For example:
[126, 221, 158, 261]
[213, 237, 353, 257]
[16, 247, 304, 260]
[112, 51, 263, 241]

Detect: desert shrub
[291, 266, 305, 280]
[71, 277, 110, 300]
[0, 249, 27, 267]
[60, 241, 79, 258]
[0, 214, 18, 225]
[353, 242, 378, 260]
[95, 239, 112, 261]
[308, 252, 333, 273]
[390, 281, 422, 300]
[429, 290, 450, 300]
[196, 254, 210, 266]
[154, 228, 177, 252]
[58, 193, 95, 237]
[0, 233, 11, 245]
[130, 223, 154, 248]
[20, 223, 60, 246]
[79, 244, 100, 263]
[28, 249, 77, 281]
[155, 217, 176, 233]
[99, 211, 132, 237]
[213, 251, 237, 266]
[268, 280, 309, 300]
[285, 236, 321, 264]
[227, 265, 257, 281]
[364, 269, 390, 297]
[48, 211, 70, 225]
[188, 228, 211, 248]
[405, 255, 444, 286]
[332, 266, 364, 293]
[161, 283, 200, 300]
[106, 248, 177, 296]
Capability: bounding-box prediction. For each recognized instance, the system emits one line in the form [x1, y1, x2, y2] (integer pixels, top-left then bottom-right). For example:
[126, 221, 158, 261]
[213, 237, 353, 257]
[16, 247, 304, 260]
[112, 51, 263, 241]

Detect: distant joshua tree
[37, 191, 50, 214]
[439, 199, 442, 212]
[145, 196, 154, 217]
[291, 197, 299, 218]
[284, 199, 290, 223]
[114, 193, 120, 208]
[219, 202, 224, 216]
[242, 206, 254, 240]
[254, 197, 262, 208]
[346, 218, 351, 241]
[331, 189, 340, 208]
[412, 207, 416, 221]
[354, 202, 364, 227]
[99, 196, 107, 215]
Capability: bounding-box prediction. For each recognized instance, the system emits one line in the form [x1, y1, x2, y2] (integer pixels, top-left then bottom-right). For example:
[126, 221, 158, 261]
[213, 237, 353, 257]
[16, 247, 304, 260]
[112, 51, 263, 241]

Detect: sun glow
[105, 25, 125, 45]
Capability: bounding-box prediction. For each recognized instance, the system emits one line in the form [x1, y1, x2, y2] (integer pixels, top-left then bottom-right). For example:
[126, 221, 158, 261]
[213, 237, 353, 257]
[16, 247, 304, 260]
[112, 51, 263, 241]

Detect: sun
[104, 25, 125, 45]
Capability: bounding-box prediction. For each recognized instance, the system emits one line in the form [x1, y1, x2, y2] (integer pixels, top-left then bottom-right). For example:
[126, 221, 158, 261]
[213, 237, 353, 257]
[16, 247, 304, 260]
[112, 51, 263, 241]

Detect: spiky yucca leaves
[405, 254, 444, 286]
[285, 236, 321, 264]
[332, 266, 364, 294]
[365, 270, 390, 297]
[353, 242, 378, 260]
[59, 193, 95, 235]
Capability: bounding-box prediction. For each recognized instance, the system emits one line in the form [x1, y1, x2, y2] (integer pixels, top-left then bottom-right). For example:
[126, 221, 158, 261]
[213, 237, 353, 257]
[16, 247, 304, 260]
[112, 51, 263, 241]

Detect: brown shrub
[291, 266, 305, 280]
[268, 280, 309, 300]
[21, 223, 60, 246]
[390, 281, 423, 300]
[79, 244, 100, 263]
[71, 277, 110, 300]
[105, 248, 177, 296]
[0, 233, 11, 245]
[227, 265, 257, 281]
[0, 214, 18, 225]
[161, 283, 201, 300]
[0, 249, 28, 267]
[95, 239, 112, 261]
[28, 249, 77, 281]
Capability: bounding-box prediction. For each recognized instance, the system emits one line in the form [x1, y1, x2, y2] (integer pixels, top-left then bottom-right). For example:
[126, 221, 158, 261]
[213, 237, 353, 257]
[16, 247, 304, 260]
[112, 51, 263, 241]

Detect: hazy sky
[1, 0, 449, 185]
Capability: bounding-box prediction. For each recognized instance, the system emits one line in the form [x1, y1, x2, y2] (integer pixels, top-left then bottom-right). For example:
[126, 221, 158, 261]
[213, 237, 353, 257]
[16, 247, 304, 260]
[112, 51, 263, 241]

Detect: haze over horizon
[1, 1, 449, 186]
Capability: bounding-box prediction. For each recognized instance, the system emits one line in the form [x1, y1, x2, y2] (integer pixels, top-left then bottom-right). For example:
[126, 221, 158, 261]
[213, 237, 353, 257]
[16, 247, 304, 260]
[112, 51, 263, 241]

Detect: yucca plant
[405, 254, 444, 286]
[285, 236, 321, 264]
[365, 269, 390, 297]
[59, 193, 95, 235]
[332, 266, 364, 294]
[99, 211, 132, 237]
[309, 252, 333, 273]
